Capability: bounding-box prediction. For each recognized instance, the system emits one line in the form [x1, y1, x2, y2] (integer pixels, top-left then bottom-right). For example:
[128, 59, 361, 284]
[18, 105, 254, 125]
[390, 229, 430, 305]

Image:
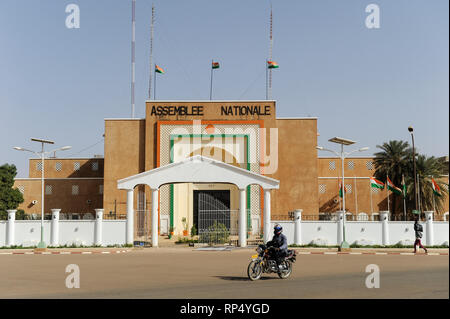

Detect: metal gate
[197, 192, 238, 245]
[134, 209, 151, 246]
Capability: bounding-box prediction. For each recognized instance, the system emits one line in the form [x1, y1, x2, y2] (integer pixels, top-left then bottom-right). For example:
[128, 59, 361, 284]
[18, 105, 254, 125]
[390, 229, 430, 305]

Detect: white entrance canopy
[117, 155, 280, 247]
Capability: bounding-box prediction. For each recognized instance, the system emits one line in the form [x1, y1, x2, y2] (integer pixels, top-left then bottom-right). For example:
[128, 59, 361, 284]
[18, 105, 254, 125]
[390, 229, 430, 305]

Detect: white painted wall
[302, 221, 338, 246]
[59, 221, 95, 246]
[14, 221, 51, 247]
[388, 222, 415, 246]
[434, 222, 450, 246]
[0, 221, 6, 246]
[0, 219, 126, 247]
[271, 221, 295, 244]
[345, 222, 382, 245]
[103, 220, 127, 245]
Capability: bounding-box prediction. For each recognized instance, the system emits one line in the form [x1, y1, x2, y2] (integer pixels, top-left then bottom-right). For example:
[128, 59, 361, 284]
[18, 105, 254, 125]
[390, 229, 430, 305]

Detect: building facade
[13, 100, 449, 236]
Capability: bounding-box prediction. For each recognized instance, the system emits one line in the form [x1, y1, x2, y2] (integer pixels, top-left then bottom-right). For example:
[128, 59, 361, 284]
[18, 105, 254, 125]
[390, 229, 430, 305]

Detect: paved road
[0, 248, 447, 298]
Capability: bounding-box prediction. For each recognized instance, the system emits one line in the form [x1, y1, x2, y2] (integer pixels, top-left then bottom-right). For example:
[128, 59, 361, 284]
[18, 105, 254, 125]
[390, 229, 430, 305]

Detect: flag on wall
[339, 182, 347, 198]
[212, 61, 220, 69]
[155, 65, 165, 74]
[432, 178, 442, 197]
[267, 61, 279, 69]
[387, 177, 402, 195]
[370, 177, 384, 189]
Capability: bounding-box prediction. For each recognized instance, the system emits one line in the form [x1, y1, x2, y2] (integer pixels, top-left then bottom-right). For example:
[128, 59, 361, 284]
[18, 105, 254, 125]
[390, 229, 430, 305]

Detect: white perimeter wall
[1, 220, 126, 247]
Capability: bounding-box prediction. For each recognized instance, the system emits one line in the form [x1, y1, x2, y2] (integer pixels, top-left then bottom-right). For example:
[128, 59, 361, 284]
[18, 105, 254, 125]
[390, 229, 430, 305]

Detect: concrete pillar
[294, 209, 302, 245]
[126, 189, 134, 245]
[424, 211, 434, 246]
[336, 211, 344, 245]
[151, 189, 159, 248]
[51, 209, 60, 246]
[95, 209, 104, 246]
[380, 211, 390, 246]
[6, 210, 16, 247]
[239, 188, 247, 247]
[263, 189, 271, 244]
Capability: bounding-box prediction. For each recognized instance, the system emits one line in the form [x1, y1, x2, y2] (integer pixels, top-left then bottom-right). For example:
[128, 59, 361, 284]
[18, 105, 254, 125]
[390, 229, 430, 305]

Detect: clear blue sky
[1, 0, 448, 177]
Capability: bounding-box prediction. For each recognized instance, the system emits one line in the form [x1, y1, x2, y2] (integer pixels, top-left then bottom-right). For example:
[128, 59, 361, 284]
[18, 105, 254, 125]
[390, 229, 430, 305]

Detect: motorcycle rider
[266, 224, 288, 271]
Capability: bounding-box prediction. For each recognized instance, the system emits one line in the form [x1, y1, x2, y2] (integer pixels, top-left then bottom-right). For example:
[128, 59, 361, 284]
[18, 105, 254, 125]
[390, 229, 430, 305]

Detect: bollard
[95, 209, 104, 246]
[294, 209, 302, 245]
[424, 211, 434, 246]
[51, 209, 61, 246]
[6, 210, 16, 247]
[379, 211, 390, 246]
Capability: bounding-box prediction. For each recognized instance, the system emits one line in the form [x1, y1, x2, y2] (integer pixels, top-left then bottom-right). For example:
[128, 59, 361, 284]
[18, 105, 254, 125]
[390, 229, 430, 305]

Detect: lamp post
[317, 137, 369, 250]
[14, 139, 71, 249]
[408, 126, 418, 213]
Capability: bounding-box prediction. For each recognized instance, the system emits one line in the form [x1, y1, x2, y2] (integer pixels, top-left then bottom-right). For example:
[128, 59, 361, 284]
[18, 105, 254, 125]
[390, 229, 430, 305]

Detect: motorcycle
[247, 244, 297, 281]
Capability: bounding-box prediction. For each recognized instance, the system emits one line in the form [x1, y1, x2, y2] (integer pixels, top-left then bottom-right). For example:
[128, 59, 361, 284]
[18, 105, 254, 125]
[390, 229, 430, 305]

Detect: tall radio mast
[148, 4, 155, 100]
[131, 0, 136, 117]
[268, 4, 273, 100]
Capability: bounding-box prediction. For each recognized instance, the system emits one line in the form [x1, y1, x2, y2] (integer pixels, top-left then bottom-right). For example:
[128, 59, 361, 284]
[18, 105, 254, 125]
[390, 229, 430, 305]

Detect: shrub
[199, 221, 230, 245]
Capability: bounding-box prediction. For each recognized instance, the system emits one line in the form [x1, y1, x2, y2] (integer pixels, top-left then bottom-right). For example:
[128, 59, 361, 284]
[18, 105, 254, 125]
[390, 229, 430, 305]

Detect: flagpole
[417, 173, 422, 221]
[386, 174, 390, 213]
[402, 174, 407, 221]
[370, 178, 373, 215]
[154, 69, 156, 100]
[354, 176, 358, 215]
[265, 60, 268, 100]
[210, 59, 213, 100]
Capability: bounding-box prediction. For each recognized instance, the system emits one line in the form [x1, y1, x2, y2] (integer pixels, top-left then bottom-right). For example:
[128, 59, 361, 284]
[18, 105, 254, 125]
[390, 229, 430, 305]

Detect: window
[36, 161, 43, 171]
[72, 185, 79, 195]
[99, 185, 103, 195]
[319, 184, 326, 194]
[348, 161, 355, 170]
[55, 162, 62, 171]
[345, 184, 352, 194]
[45, 185, 52, 195]
[371, 187, 379, 194]
[329, 161, 336, 170]
[74, 162, 80, 171]
[92, 161, 99, 171]
[18, 185, 25, 194]
[366, 161, 374, 170]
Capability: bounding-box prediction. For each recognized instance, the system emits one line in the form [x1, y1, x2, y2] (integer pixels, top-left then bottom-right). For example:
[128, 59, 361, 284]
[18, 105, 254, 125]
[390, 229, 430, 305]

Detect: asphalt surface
[0, 248, 448, 298]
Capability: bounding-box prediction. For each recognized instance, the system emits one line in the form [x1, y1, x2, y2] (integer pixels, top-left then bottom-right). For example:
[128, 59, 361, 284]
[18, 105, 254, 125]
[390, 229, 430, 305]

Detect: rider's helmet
[274, 224, 282, 235]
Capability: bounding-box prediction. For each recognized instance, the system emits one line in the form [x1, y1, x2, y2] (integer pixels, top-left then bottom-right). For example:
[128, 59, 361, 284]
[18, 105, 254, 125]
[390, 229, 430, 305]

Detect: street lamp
[408, 126, 418, 213]
[13, 139, 71, 249]
[317, 137, 369, 250]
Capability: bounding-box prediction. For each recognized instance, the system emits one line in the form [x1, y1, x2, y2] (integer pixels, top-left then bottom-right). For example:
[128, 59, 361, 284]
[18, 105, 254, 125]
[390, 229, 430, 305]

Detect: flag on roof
[212, 61, 220, 69]
[267, 61, 279, 69]
[155, 65, 165, 74]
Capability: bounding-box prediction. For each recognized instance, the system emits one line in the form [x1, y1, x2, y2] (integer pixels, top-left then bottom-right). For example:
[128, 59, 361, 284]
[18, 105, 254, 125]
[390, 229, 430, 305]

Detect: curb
[295, 250, 448, 256]
[0, 249, 131, 256]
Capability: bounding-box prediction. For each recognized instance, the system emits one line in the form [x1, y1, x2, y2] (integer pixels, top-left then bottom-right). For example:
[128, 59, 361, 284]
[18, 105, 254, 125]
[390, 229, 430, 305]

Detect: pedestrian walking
[413, 218, 428, 254]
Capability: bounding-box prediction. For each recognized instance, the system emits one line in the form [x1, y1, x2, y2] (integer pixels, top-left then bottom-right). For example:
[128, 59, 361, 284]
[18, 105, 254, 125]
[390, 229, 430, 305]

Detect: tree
[408, 155, 449, 214]
[0, 164, 24, 220]
[374, 140, 411, 215]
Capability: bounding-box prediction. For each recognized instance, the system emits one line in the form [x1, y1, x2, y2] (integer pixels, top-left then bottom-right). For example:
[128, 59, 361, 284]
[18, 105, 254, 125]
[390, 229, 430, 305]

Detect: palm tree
[374, 140, 411, 216]
[409, 155, 449, 214]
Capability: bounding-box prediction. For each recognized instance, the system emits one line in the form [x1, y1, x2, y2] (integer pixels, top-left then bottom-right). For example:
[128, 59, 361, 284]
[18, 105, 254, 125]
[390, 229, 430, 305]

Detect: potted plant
[168, 226, 174, 239]
[182, 217, 188, 236]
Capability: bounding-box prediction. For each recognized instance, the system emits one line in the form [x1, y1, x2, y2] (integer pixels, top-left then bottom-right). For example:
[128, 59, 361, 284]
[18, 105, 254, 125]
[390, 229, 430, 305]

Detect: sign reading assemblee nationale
[149, 104, 272, 116]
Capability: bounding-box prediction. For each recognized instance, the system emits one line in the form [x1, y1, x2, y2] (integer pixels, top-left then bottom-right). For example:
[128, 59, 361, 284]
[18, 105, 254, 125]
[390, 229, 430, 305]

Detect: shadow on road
[214, 276, 277, 281]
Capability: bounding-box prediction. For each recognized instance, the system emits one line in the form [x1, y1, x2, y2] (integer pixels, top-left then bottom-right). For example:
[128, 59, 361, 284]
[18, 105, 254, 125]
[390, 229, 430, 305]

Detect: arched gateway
[117, 155, 279, 247]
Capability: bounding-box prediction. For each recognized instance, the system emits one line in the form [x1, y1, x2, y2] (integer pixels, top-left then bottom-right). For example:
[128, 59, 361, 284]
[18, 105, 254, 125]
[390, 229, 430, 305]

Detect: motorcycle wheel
[277, 260, 292, 279]
[247, 260, 263, 281]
